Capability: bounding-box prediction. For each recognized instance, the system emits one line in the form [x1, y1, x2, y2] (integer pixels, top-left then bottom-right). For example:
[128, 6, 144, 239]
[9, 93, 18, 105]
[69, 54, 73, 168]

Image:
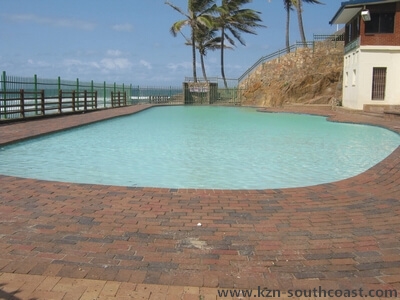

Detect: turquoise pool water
[0, 106, 399, 189]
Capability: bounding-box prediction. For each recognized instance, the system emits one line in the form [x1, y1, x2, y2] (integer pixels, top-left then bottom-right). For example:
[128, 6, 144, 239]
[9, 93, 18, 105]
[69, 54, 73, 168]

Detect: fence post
[40, 90, 45, 115]
[91, 80, 94, 109]
[76, 78, 80, 110]
[34, 74, 38, 115]
[58, 89, 62, 113]
[114, 82, 116, 105]
[1, 71, 6, 119]
[20, 89, 25, 118]
[111, 91, 114, 107]
[122, 83, 125, 106]
[84, 90, 87, 111]
[71, 90, 75, 112]
[103, 81, 106, 108]
[118, 91, 121, 107]
[57, 76, 61, 113]
[94, 91, 98, 109]
[130, 84, 132, 105]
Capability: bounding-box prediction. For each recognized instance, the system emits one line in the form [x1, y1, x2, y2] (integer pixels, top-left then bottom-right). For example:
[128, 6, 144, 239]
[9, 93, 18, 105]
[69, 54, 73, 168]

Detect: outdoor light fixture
[361, 9, 371, 21]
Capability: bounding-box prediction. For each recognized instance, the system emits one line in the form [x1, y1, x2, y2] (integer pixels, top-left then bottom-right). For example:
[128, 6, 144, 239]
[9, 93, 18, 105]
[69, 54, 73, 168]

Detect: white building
[330, 0, 400, 111]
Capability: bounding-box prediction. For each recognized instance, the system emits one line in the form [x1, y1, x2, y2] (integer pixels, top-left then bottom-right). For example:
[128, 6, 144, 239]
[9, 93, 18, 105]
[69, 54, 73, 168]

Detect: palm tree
[191, 27, 228, 82]
[215, 0, 265, 88]
[283, 0, 293, 53]
[266, 0, 292, 53]
[165, 0, 216, 82]
[292, 0, 323, 46]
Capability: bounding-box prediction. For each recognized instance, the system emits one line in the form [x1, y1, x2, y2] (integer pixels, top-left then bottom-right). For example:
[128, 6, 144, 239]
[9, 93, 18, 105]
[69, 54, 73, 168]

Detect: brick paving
[0, 104, 399, 299]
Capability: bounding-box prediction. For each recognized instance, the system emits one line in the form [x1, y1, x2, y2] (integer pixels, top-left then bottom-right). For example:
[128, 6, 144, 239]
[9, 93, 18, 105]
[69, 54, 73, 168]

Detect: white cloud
[100, 58, 132, 70]
[106, 50, 123, 57]
[61, 55, 132, 76]
[3, 13, 96, 30]
[112, 23, 133, 32]
[140, 60, 152, 70]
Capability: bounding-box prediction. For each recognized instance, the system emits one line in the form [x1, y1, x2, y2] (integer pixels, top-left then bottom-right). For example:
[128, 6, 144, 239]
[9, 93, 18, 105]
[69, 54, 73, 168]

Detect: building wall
[342, 49, 360, 109]
[360, 2, 400, 46]
[342, 46, 400, 109]
[341, 1, 400, 110]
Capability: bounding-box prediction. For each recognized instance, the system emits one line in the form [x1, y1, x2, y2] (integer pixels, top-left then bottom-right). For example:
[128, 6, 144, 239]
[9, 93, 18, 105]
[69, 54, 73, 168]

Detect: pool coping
[0, 104, 399, 298]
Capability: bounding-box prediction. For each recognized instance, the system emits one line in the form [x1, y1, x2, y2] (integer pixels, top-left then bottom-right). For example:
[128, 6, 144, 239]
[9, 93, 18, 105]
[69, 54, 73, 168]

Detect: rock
[239, 41, 344, 107]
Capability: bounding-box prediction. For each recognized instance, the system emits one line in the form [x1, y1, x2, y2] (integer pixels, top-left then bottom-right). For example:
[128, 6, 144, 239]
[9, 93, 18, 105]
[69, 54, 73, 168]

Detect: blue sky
[0, 0, 343, 86]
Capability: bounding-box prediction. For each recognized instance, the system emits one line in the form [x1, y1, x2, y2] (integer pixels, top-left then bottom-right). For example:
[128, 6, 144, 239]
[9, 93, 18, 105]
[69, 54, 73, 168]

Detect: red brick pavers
[0, 104, 399, 298]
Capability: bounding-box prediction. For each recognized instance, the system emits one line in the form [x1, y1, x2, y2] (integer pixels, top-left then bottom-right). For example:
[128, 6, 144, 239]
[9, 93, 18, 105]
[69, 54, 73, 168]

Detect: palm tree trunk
[295, 0, 307, 46]
[285, 4, 290, 53]
[191, 29, 198, 82]
[220, 27, 228, 89]
[200, 52, 208, 82]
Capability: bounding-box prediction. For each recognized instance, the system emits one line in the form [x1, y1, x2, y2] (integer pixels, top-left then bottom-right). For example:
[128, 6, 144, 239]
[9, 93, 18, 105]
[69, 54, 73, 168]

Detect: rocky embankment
[239, 41, 344, 107]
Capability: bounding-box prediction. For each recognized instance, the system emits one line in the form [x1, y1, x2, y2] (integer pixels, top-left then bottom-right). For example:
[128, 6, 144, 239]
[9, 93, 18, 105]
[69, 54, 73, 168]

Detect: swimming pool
[0, 106, 399, 189]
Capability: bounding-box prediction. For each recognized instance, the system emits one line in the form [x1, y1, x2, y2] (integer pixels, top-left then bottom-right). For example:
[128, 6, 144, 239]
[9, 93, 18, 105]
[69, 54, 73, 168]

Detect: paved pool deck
[0, 104, 399, 299]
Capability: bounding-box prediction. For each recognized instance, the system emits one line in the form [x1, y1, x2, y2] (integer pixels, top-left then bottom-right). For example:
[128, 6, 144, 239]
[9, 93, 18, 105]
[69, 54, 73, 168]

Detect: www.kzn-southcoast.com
[217, 286, 398, 298]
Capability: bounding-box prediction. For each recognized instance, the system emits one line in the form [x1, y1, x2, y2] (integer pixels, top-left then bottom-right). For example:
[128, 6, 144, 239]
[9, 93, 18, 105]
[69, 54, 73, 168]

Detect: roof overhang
[330, 0, 400, 24]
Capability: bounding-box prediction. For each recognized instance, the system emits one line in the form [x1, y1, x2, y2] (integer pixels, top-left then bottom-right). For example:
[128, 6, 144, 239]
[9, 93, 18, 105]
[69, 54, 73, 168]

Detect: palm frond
[165, 1, 189, 18]
[170, 19, 189, 37]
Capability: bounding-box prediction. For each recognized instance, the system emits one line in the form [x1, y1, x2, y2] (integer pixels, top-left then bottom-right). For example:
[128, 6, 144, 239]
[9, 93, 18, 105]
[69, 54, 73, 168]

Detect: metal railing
[1, 71, 131, 120]
[313, 34, 345, 42]
[238, 33, 345, 83]
[344, 37, 360, 54]
[238, 42, 313, 83]
[182, 81, 242, 105]
[184, 76, 239, 88]
[1, 89, 103, 119]
[130, 85, 184, 104]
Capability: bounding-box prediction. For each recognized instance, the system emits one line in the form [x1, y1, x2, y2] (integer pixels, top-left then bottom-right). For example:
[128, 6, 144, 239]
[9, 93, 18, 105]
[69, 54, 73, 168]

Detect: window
[346, 16, 360, 43]
[371, 67, 387, 100]
[365, 13, 395, 33]
[352, 69, 357, 86]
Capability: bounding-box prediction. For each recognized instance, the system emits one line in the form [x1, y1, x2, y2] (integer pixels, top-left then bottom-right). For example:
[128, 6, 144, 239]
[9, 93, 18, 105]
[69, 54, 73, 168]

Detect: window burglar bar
[371, 67, 386, 100]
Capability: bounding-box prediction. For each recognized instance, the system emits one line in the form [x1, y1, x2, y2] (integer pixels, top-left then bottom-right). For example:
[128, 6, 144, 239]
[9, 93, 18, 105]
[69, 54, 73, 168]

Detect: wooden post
[58, 89, 62, 113]
[124, 91, 127, 106]
[72, 90, 76, 112]
[111, 91, 114, 107]
[118, 91, 121, 107]
[40, 90, 45, 115]
[94, 91, 98, 109]
[1, 71, 6, 119]
[84, 90, 88, 111]
[20, 89, 25, 118]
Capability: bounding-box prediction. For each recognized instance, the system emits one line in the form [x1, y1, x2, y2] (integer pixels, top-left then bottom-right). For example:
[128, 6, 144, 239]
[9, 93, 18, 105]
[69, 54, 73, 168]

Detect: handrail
[0, 89, 114, 121]
[238, 33, 344, 84]
[238, 41, 313, 83]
